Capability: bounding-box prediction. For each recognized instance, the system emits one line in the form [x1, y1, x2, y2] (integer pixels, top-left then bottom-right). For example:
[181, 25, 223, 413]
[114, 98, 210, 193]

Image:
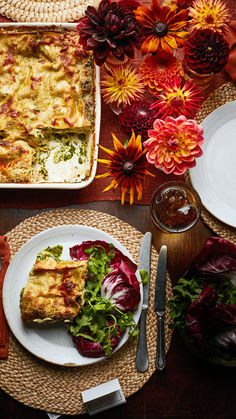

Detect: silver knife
[136, 232, 152, 373]
[154, 245, 167, 371]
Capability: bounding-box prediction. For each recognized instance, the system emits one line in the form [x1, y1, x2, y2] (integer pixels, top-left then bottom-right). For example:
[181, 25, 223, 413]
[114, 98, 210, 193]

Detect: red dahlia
[118, 100, 157, 140]
[184, 29, 230, 74]
[77, 0, 141, 66]
[118, 0, 140, 12]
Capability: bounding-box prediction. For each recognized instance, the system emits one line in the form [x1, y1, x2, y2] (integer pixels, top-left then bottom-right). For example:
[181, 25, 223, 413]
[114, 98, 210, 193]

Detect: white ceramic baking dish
[0, 22, 101, 189]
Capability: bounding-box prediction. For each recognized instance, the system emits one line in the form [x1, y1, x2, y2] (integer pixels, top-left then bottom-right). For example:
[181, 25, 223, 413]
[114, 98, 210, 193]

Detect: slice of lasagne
[20, 257, 88, 323]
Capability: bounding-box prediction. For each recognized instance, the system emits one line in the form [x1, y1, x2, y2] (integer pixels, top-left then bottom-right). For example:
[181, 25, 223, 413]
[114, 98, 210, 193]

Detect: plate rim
[189, 100, 236, 228]
[2, 224, 143, 366]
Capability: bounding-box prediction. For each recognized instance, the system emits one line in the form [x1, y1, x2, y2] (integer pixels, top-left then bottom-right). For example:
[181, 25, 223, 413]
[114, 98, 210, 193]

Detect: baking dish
[0, 22, 101, 189]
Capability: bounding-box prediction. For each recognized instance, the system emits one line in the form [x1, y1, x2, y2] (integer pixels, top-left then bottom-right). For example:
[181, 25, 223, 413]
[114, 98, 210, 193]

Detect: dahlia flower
[118, 100, 157, 139]
[101, 65, 144, 107]
[189, 0, 231, 33]
[76, 0, 141, 66]
[96, 131, 154, 204]
[184, 29, 230, 74]
[139, 53, 184, 95]
[151, 77, 203, 119]
[135, 0, 189, 55]
[144, 116, 204, 175]
[118, 0, 140, 12]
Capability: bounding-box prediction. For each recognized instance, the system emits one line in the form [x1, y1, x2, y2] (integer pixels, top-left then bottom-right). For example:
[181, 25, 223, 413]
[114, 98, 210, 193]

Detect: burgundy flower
[118, 100, 157, 140]
[76, 0, 141, 66]
[118, 0, 140, 12]
[184, 29, 230, 74]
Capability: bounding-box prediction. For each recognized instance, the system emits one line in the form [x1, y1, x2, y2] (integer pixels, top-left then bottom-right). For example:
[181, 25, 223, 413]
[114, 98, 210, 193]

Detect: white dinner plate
[2, 225, 143, 366]
[189, 101, 236, 227]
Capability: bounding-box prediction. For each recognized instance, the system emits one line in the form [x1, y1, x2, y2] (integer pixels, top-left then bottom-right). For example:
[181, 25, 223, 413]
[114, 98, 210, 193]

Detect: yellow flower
[101, 65, 144, 108]
[189, 0, 230, 33]
[96, 131, 154, 205]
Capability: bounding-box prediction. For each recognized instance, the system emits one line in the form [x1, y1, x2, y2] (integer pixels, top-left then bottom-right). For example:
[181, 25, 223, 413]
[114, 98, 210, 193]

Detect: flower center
[169, 95, 184, 107]
[166, 137, 179, 152]
[137, 108, 148, 117]
[122, 161, 135, 175]
[205, 14, 214, 24]
[153, 22, 168, 37]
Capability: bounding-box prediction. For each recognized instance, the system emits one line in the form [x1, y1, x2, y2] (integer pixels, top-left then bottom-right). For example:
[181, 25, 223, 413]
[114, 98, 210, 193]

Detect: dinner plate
[189, 101, 236, 227]
[2, 225, 143, 366]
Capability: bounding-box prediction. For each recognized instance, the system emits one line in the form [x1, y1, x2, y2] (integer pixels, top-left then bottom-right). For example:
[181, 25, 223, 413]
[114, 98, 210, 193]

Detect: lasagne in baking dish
[20, 256, 88, 323]
[0, 26, 96, 183]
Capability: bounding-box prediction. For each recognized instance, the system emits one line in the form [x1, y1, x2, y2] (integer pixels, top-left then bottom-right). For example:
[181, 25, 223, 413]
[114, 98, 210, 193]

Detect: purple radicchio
[72, 320, 124, 358]
[70, 240, 140, 295]
[186, 283, 236, 353]
[101, 266, 140, 311]
[188, 237, 236, 277]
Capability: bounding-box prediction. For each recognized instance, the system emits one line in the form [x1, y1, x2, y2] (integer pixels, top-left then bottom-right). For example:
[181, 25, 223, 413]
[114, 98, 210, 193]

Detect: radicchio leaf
[101, 267, 140, 311]
[72, 320, 124, 358]
[70, 240, 137, 272]
[188, 237, 236, 277]
[186, 284, 236, 353]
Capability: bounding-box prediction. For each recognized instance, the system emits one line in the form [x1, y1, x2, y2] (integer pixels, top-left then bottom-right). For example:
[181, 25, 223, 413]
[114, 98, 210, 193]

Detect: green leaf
[139, 270, 149, 284]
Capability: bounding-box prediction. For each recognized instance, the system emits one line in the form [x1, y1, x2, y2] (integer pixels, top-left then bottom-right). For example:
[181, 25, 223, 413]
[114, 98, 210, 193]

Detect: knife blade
[136, 232, 152, 373]
[154, 245, 167, 371]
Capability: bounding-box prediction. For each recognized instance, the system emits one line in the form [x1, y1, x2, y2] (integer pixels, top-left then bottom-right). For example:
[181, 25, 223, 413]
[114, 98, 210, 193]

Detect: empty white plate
[189, 101, 236, 228]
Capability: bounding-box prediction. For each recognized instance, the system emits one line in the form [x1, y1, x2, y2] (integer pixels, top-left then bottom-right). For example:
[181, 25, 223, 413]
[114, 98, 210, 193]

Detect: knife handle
[136, 309, 149, 373]
[156, 314, 166, 371]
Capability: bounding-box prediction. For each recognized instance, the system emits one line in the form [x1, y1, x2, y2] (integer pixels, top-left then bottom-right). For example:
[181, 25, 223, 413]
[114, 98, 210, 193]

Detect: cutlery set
[136, 233, 168, 373]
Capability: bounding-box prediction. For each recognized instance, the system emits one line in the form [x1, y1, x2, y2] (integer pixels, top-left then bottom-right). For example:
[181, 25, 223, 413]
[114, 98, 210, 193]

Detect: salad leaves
[69, 241, 140, 357]
[168, 237, 236, 362]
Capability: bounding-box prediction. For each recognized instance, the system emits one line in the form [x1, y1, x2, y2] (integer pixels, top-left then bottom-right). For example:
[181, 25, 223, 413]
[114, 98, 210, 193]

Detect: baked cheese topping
[0, 27, 95, 183]
[20, 257, 88, 323]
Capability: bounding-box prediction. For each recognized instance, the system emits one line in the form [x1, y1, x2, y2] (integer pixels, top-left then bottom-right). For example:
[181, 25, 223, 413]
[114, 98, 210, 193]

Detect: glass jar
[150, 181, 202, 233]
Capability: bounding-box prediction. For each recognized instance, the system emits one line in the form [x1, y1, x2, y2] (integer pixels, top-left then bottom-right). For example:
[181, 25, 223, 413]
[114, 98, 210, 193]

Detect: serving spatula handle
[156, 313, 166, 371]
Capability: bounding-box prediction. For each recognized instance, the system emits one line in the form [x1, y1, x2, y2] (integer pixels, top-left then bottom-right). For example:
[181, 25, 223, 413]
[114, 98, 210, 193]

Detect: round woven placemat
[186, 81, 236, 243]
[0, 209, 173, 415]
[0, 0, 100, 22]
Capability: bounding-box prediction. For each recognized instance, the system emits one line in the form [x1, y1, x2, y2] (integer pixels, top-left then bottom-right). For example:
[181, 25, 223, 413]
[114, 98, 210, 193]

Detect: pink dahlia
[144, 116, 204, 175]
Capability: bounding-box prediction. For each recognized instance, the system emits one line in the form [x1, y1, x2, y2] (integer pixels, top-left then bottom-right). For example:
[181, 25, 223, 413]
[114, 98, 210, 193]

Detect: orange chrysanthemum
[96, 132, 154, 205]
[135, 0, 189, 55]
[151, 76, 203, 118]
[139, 53, 184, 95]
[189, 0, 231, 33]
[101, 65, 144, 107]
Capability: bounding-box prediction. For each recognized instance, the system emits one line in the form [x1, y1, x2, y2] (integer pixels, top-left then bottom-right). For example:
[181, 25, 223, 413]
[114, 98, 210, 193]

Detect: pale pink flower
[144, 115, 204, 175]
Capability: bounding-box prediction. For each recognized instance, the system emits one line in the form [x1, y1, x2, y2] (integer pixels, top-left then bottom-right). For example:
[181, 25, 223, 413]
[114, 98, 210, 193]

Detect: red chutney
[152, 185, 200, 232]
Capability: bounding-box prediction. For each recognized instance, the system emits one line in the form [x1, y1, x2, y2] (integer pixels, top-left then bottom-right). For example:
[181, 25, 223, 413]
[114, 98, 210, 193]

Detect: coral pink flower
[144, 116, 204, 175]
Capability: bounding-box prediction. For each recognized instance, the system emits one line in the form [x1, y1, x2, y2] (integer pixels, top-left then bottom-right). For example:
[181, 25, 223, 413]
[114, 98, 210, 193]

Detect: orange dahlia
[135, 0, 189, 55]
[139, 53, 184, 95]
[144, 116, 204, 175]
[189, 0, 231, 33]
[101, 65, 144, 107]
[151, 76, 203, 118]
[96, 131, 154, 204]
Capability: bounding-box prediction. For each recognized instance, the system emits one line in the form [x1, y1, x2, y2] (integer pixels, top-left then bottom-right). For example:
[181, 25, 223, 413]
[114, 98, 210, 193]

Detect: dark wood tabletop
[0, 202, 235, 419]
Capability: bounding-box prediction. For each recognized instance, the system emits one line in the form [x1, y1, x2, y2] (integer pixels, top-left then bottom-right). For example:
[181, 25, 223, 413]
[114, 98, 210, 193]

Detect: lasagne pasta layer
[0, 26, 95, 183]
[20, 257, 88, 323]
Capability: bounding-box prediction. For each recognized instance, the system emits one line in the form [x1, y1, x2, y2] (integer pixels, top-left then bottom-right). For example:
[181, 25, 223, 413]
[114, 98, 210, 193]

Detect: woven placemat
[186, 81, 236, 243]
[0, 209, 173, 415]
[0, 0, 100, 22]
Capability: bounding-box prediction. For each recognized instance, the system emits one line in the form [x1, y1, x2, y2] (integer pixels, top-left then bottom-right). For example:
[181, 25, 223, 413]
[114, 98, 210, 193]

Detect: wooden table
[0, 202, 235, 418]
